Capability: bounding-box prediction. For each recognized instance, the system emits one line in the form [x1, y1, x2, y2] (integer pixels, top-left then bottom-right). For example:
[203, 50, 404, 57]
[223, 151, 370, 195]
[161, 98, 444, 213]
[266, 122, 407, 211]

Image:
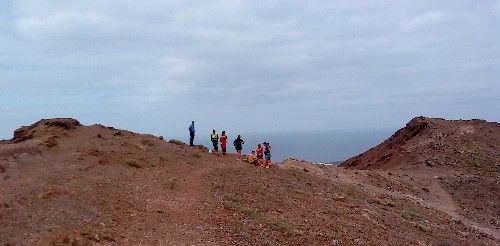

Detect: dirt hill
[1, 118, 499, 245]
[340, 116, 500, 242]
[340, 116, 500, 173]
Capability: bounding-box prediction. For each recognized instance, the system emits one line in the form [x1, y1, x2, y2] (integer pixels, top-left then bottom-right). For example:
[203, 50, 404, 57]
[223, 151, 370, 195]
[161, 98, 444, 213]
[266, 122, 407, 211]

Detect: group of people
[188, 121, 272, 168]
[245, 142, 272, 168]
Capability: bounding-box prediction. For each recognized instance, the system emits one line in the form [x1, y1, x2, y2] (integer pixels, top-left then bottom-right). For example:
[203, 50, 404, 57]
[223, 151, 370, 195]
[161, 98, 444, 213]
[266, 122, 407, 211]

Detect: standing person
[264, 142, 272, 168]
[220, 131, 228, 155]
[233, 135, 245, 159]
[210, 130, 219, 152]
[188, 121, 195, 146]
[256, 144, 264, 161]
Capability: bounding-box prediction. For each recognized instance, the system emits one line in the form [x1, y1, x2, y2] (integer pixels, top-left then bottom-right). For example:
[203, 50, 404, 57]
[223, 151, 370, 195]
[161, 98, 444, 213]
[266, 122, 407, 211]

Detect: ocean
[188, 128, 396, 163]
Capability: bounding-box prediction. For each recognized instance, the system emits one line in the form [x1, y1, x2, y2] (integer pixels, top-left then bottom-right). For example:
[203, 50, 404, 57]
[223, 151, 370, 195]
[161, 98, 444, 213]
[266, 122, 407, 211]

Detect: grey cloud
[0, 0, 499, 139]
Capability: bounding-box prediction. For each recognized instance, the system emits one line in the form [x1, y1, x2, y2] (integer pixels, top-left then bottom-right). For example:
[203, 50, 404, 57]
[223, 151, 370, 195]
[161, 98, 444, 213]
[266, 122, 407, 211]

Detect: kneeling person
[247, 151, 258, 165]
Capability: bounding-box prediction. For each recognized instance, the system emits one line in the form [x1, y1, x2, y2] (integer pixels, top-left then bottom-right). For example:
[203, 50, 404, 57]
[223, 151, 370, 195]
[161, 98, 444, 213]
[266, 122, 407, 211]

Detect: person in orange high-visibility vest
[256, 144, 264, 161]
[220, 131, 227, 155]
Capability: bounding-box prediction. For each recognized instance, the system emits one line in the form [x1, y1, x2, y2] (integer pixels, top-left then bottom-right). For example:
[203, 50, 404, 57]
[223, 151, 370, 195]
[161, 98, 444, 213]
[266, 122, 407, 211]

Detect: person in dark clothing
[211, 129, 219, 152]
[233, 135, 245, 159]
[189, 121, 195, 146]
[264, 142, 272, 168]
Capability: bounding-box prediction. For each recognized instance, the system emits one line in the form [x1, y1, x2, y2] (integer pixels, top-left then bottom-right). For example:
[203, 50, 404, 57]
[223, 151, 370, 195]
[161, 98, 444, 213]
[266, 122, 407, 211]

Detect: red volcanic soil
[0, 118, 499, 245]
[341, 116, 499, 172]
[341, 116, 500, 241]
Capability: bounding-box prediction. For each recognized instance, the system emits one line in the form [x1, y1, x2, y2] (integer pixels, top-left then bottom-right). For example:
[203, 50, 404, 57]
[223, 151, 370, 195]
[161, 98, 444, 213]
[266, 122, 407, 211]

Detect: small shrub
[331, 238, 343, 246]
[167, 179, 177, 189]
[241, 207, 267, 224]
[158, 156, 169, 164]
[39, 191, 55, 200]
[125, 159, 141, 168]
[271, 220, 291, 232]
[141, 139, 155, 147]
[401, 209, 417, 221]
[328, 231, 343, 246]
[240, 207, 291, 232]
[102, 235, 115, 242]
[263, 240, 274, 246]
[233, 221, 250, 240]
[89, 148, 102, 157]
[437, 241, 452, 246]
[224, 194, 242, 204]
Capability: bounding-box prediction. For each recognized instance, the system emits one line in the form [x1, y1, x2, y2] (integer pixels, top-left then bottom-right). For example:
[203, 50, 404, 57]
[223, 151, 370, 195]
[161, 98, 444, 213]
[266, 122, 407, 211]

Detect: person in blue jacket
[189, 121, 195, 146]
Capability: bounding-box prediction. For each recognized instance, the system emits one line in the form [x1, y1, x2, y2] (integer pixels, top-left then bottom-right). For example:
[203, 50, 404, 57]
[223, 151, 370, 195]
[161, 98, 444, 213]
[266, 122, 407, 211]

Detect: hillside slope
[340, 116, 500, 173]
[340, 116, 500, 238]
[0, 118, 499, 245]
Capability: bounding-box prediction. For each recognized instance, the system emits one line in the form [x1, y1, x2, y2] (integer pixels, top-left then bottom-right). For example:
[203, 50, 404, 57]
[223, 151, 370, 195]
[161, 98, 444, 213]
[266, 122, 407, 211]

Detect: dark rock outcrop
[12, 118, 81, 143]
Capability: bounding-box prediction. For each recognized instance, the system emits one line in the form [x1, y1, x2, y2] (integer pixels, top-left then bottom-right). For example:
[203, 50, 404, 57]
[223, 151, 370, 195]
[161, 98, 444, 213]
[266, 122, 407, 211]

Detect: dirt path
[429, 179, 500, 241]
[336, 170, 500, 242]
[142, 156, 237, 244]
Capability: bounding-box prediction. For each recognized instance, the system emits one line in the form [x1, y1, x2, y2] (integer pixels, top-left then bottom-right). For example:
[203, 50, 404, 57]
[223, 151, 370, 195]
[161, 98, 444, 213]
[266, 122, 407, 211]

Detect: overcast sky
[1, 0, 499, 140]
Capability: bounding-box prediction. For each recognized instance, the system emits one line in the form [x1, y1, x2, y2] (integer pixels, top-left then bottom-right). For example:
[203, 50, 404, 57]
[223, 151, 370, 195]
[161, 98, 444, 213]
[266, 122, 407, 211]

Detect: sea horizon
[175, 128, 397, 163]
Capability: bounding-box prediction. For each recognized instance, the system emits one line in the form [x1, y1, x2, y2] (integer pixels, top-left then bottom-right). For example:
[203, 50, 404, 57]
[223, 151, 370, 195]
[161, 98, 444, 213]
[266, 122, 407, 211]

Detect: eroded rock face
[42, 118, 81, 130]
[400, 116, 429, 142]
[340, 116, 500, 171]
[12, 128, 34, 143]
[12, 118, 81, 143]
